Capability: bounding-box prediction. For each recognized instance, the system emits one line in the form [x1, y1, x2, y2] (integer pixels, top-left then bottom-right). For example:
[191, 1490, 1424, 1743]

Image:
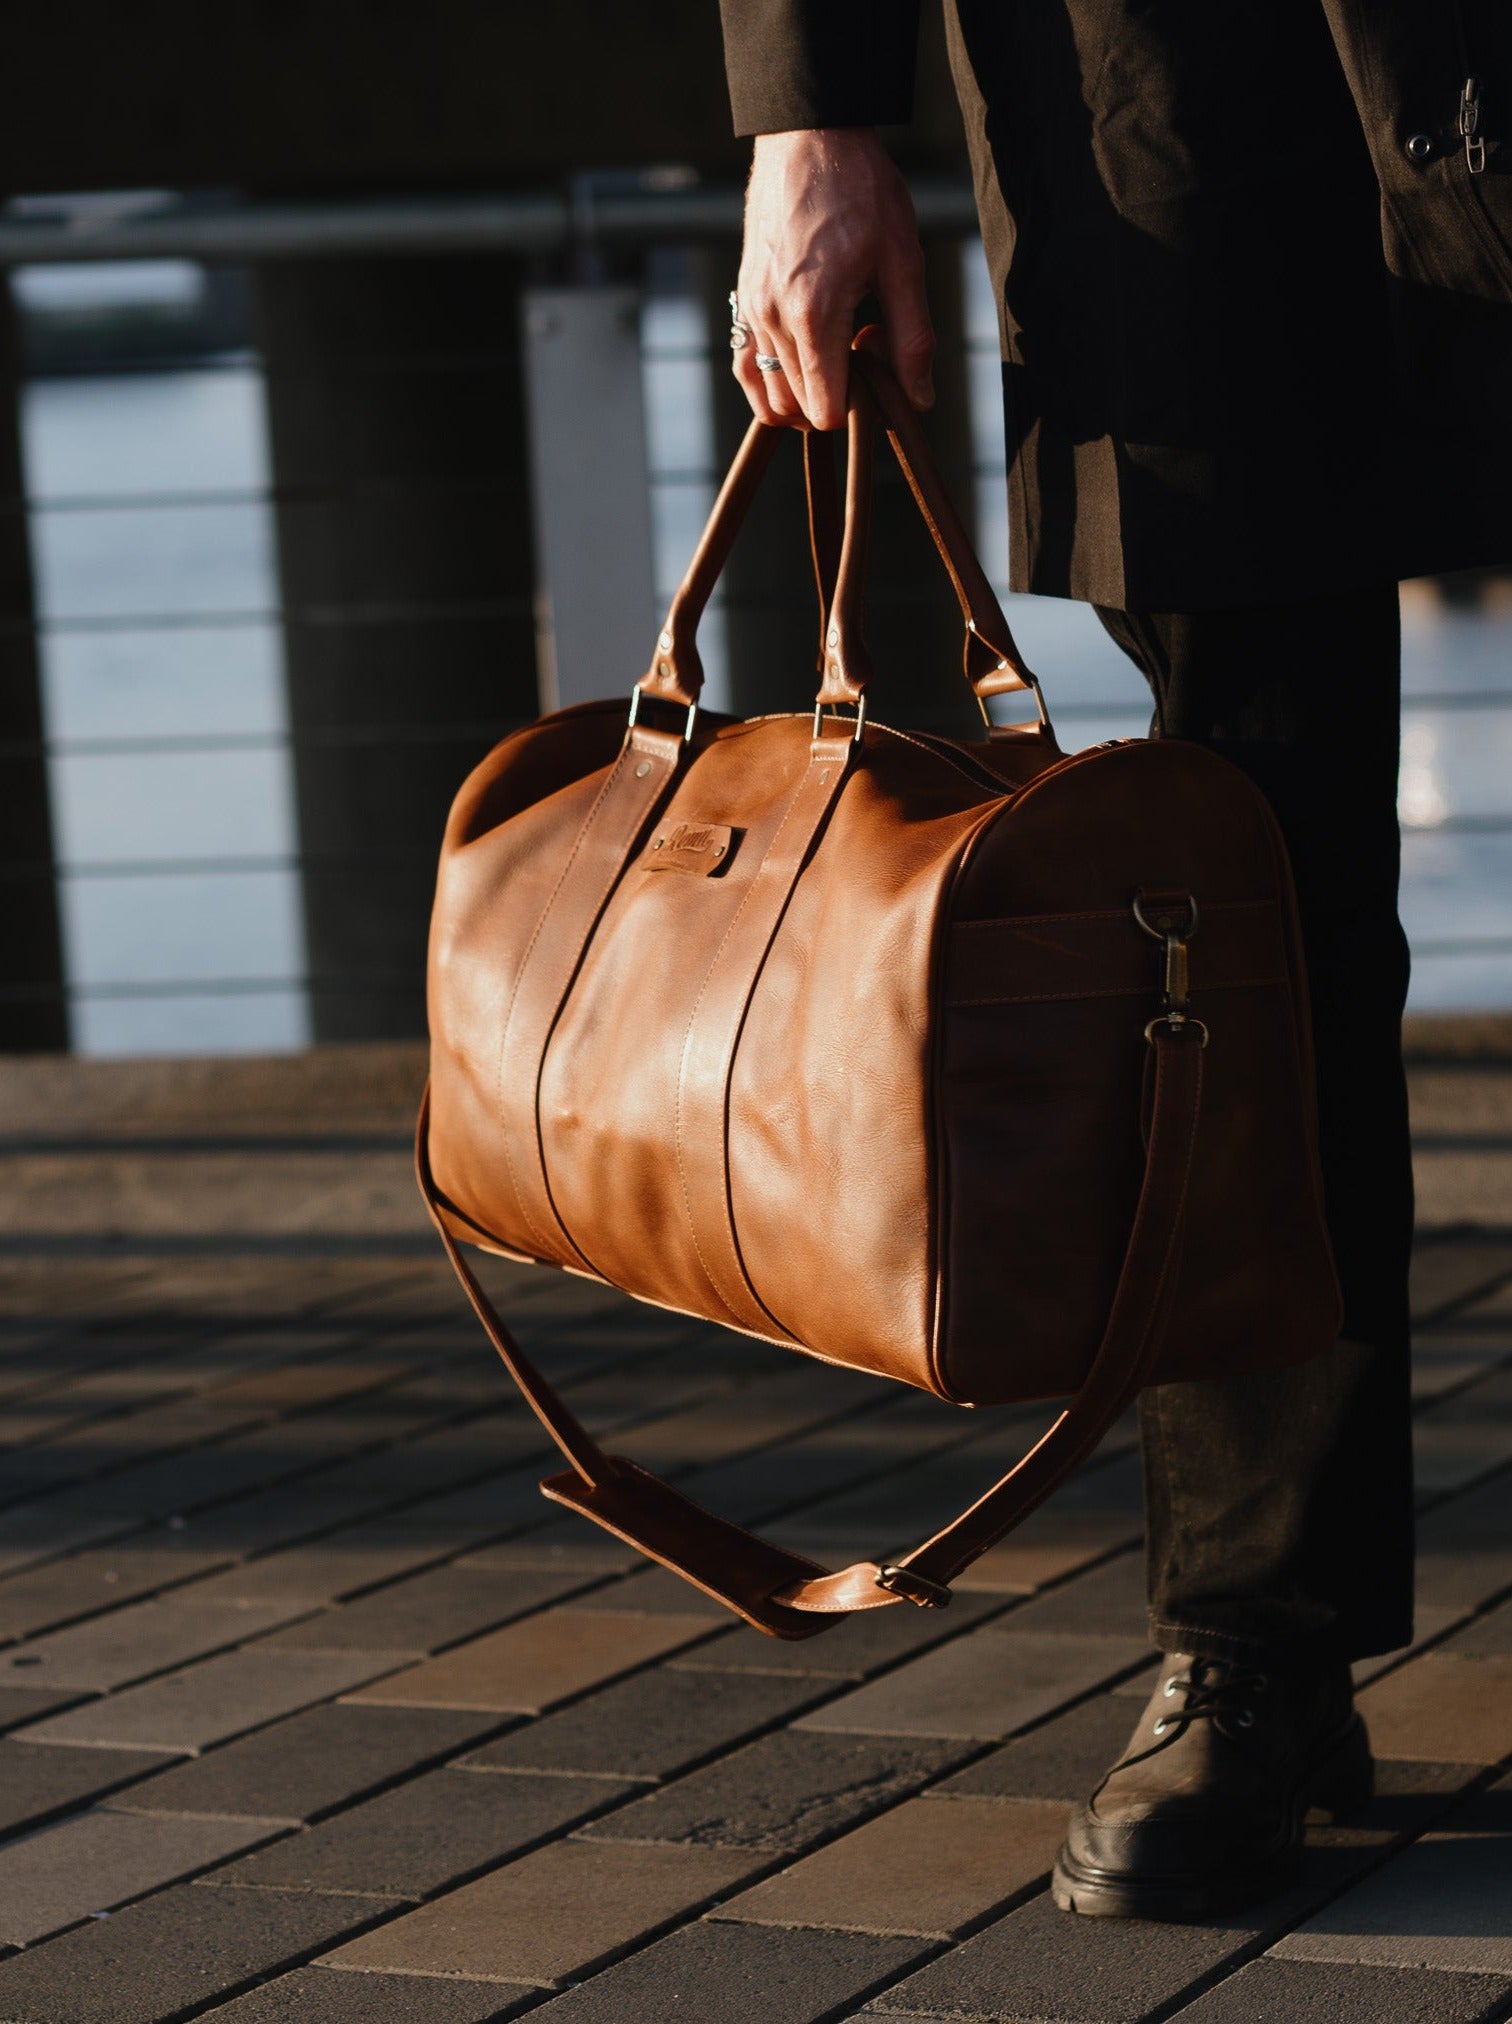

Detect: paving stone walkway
[0, 1032, 1509, 2023]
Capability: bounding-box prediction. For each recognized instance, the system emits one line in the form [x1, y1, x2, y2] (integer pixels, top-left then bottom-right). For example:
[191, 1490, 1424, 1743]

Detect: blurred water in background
[14, 250, 1512, 1056]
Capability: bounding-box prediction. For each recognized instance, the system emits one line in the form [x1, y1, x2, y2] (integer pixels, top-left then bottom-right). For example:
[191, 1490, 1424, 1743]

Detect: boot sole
[1051, 1713, 1374, 1922]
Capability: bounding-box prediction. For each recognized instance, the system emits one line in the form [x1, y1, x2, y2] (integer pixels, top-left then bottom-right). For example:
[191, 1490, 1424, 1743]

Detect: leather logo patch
[644, 821, 739, 876]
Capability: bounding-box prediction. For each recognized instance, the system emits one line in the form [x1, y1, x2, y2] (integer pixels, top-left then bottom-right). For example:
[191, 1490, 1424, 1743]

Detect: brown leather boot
[1051, 1652, 1373, 1920]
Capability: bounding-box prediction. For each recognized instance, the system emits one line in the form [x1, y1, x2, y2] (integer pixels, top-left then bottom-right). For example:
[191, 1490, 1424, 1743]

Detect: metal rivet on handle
[635, 761, 651, 778]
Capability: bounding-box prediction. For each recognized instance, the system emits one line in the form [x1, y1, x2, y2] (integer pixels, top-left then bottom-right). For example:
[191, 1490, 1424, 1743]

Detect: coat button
[1405, 133, 1435, 162]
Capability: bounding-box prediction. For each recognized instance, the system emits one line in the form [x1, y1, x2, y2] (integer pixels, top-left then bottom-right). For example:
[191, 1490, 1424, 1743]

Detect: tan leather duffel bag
[418, 334, 1341, 1640]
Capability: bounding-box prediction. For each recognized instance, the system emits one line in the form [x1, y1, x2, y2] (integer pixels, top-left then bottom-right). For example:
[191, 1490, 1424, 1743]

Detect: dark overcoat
[720, 0, 1512, 610]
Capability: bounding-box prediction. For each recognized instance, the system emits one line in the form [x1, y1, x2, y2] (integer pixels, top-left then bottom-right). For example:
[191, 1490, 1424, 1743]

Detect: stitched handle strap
[415, 1022, 1204, 1641]
[638, 336, 1041, 720]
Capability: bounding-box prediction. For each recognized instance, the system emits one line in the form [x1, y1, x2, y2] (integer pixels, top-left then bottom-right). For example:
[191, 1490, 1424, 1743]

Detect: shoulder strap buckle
[875, 1563, 954, 1609]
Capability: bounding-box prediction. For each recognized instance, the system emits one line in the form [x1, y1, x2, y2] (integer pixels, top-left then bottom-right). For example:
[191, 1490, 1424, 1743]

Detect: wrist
[752, 125, 880, 157]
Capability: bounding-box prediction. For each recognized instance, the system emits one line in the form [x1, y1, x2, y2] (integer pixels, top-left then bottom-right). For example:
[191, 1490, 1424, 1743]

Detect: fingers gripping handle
[638, 335, 1043, 722]
[819, 329, 1041, 712]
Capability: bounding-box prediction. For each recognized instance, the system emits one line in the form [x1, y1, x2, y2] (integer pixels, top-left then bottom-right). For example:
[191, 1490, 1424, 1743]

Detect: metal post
[255, 254, 541, 1043]
[0, 286, 68, 1052]
[522, 286, 658, 708]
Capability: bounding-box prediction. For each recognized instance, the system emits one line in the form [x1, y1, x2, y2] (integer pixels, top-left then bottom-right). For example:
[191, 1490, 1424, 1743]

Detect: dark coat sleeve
[718, 0, 920, 135]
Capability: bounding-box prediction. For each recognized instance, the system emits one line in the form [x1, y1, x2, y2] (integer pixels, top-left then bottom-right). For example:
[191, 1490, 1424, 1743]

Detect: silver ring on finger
[754, 353, 783, 372]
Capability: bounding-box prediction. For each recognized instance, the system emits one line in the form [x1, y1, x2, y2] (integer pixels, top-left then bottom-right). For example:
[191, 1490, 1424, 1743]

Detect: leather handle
[820, 329, 1038, 709]
[638, 418, 783, 709]
[416, 1020, 1204, 1641]
[803, 429, 843, 673]
[638, 335, 1040, 718]
[638, 425, 842, 710]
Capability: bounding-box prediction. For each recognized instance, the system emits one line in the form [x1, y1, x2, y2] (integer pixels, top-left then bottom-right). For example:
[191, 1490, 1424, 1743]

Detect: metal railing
[3, 183, 1510, 1054]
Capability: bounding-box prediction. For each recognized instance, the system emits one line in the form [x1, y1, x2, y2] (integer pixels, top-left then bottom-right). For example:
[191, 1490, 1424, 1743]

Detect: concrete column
[0, 287, 67, 1052]
[255, 255, 540, 1043]
[698, 238, 981, 736]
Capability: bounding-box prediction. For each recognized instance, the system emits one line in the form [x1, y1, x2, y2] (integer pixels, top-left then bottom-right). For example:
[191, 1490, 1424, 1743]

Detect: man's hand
[733, 127, 934, 431]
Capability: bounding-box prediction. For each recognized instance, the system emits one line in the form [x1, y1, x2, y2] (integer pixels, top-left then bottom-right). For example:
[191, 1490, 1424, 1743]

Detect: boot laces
[1150, 1661, 1269, 1741]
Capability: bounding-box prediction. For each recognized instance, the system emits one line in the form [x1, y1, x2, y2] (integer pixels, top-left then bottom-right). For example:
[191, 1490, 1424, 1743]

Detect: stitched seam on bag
[673, 762, 832, 1337]
[952, 899, 1272, 934]
[949, 973, 1284, 1008]
[493, 742, 655, 1265]
[928, 802, 1009, 1405]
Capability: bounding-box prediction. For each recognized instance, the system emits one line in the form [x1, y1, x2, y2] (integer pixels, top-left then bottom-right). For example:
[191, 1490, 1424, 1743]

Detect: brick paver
[18, 1643, 412, 1752]
[325, 1836, 757, 1984]
[717, 1792, 1065, 1937]
[868, 1864, 1360, 2022]
[0, 1684, 89, 1732]
[671, 1590, 1004, 1680]
[1, 1592, 306, 1691]
[347, 1606, 716, 1714]
[1170, 1959, 1512, 2022]
[1356, 1653, 1512, 1763]
[511, 1920, 931, 2022]
[116, 1700, 509, 1821]
[459, 1661, 831, 1780]
[0, 1738, 171, 1835]
[207, 1965, 538, 2023]
[261, 1560, 596, 1655]
[212, 1764, 631, 1897]
[795, 1628, 1151, 1740]
[0, 1805, 281, 1948]
[0, 1538, 229, 1640]
[1, 1042, 1509, 2024]
[933, 1690, 1142, 1801]
[0, 1880, 401, 2023]
[580, 1729, 969, 1854]
[1439, 1596, 1512, 1655]
[1271, 1775, 1512, 1975]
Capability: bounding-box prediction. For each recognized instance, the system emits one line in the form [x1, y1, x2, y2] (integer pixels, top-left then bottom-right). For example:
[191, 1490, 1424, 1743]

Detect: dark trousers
[1095, 585, 1417, 1666]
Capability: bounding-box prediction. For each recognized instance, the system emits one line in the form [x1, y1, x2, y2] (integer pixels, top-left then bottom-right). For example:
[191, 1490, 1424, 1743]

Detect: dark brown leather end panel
[936, 739, 1340, 1406]
[540, 1459, 840, 1641]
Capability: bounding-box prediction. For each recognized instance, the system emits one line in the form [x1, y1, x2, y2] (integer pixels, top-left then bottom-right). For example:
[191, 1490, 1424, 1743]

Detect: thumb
[875, 236, 936, 408]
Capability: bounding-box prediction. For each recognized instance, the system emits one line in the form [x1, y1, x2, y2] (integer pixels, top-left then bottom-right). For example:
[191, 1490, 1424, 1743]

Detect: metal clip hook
[1133, 892, 1208, 1046]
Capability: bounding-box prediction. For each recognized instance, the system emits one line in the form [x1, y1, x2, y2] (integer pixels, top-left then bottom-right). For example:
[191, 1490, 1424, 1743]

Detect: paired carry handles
[637, 326, 1050, 731]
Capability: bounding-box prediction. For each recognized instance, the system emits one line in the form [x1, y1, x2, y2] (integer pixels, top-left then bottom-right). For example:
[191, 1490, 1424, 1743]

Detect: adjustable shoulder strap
[416, 1021, 1205, 1642]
